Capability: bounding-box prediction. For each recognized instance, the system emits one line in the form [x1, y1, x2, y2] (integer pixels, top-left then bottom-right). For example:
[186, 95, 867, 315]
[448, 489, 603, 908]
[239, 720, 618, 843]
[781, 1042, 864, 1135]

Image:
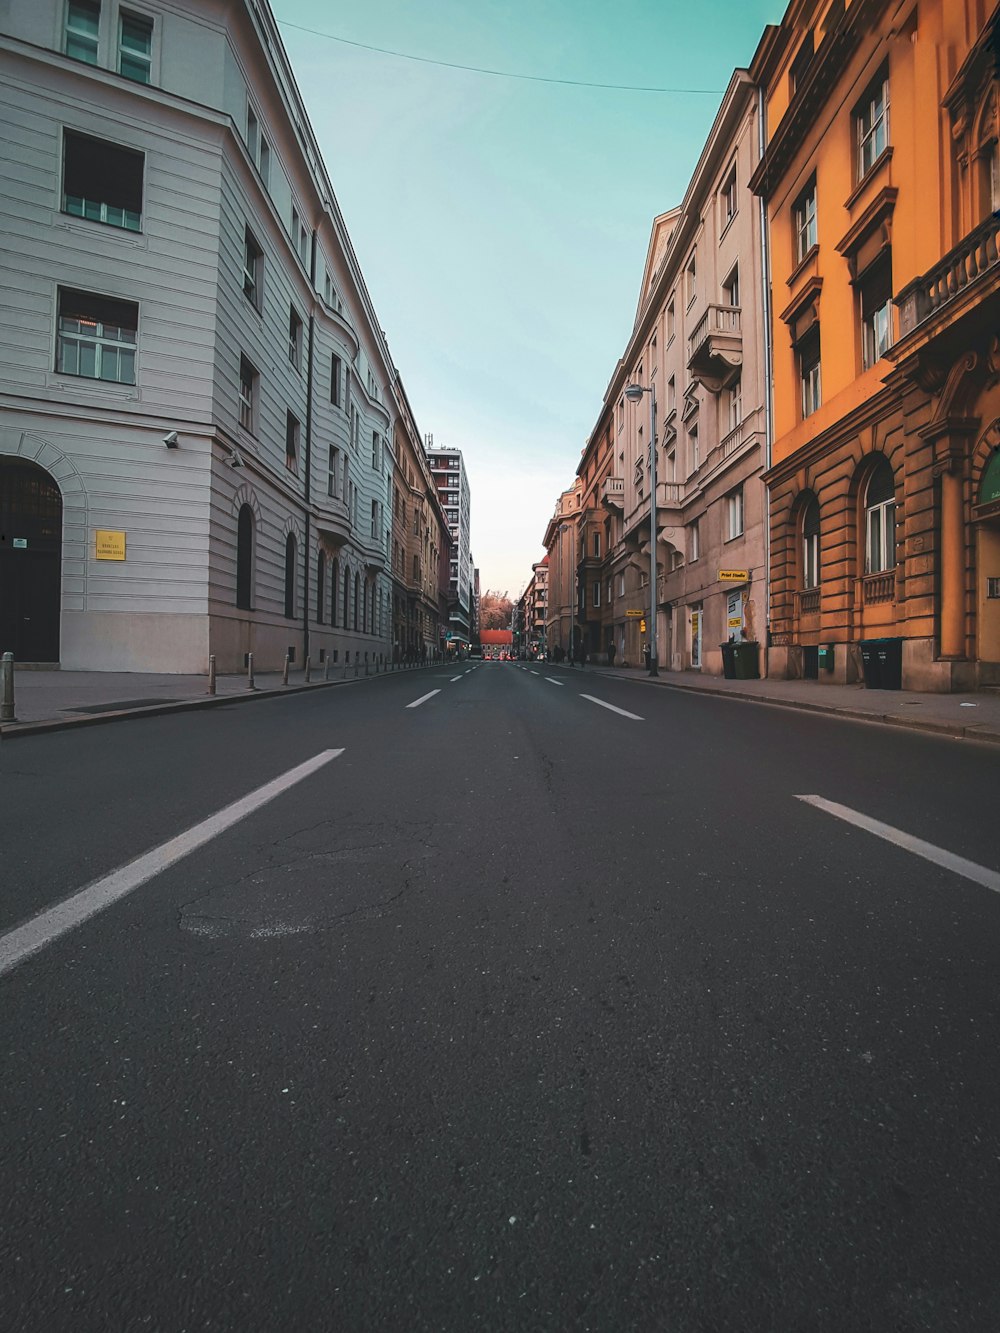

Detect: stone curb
[0, 664, 438, 741]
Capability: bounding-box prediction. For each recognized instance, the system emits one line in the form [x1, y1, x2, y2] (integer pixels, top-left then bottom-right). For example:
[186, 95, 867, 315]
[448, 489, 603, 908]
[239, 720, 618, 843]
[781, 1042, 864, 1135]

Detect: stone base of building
[770, 637, 984, 692]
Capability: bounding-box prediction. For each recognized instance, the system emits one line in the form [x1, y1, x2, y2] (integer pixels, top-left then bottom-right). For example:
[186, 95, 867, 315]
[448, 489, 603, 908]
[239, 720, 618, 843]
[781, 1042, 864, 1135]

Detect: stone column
[939, 464, 965, 658]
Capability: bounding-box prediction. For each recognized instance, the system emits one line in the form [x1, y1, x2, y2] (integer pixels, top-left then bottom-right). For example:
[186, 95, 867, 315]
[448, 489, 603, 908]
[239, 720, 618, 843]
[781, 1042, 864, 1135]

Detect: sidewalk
[1, 660, 998, 745]
[0, 660, 434, 739]
[547, 661, 1000, 745]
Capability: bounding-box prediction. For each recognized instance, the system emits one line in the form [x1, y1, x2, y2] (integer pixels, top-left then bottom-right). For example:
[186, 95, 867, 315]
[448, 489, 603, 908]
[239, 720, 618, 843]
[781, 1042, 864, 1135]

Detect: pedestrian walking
[607, 641, 616, 668]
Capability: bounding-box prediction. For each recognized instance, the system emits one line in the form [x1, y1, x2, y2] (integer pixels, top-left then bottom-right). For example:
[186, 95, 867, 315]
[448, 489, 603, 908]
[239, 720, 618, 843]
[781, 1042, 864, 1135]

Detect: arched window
[236, 504, 254, 610]
[802, 496, 820, 590]
[316, 551, 325, 624]
[284, 533, 297, 619]
[343, 565, 350, 628]
[330, 558, 339, 627]
[353, 572, 360, 630]
[864, 458, 896, 574]
[362, 579, 368, 633]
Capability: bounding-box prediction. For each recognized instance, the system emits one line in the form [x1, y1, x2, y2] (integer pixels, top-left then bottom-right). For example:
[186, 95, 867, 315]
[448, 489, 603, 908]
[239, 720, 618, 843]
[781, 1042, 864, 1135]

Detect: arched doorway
[0, 459, 62, 662]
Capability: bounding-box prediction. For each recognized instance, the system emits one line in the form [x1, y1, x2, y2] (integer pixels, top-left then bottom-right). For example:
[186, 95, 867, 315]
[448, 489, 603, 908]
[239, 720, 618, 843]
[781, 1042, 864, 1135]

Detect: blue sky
[273, 0, 784, 597]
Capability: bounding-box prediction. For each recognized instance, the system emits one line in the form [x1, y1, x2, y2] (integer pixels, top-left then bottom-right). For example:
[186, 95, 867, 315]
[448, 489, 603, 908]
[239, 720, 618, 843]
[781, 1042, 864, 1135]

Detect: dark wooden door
[0, 461, 62, 662]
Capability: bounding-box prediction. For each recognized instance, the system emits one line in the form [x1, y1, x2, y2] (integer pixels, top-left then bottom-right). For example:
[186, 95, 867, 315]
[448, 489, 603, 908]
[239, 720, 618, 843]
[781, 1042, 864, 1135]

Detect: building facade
[543, 484, 582, 660]
[426, 442, 473, 650]
[0, 0, 422, 673]
[753, 0, 1000, 690]
[576, 71, 769, 675]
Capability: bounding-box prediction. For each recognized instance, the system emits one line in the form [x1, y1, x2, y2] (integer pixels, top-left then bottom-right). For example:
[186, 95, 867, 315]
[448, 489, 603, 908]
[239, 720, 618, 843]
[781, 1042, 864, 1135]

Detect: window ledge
[845, 146, 893, 212]
[719, 209, 738, 243]
[787, 243, 819, 288]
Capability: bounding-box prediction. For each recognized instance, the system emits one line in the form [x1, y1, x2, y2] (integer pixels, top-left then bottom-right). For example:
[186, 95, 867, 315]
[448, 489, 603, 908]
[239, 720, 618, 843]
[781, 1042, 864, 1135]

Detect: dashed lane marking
[544, 678, 565, 687]
[0, 749, 345, 980]
[796, 795, 1000, 895]
[580, 694, 644, 721]
[406, 690, 441, 709]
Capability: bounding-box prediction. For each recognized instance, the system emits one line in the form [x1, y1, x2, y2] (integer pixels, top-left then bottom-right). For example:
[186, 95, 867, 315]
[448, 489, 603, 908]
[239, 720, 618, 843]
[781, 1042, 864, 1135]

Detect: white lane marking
[0, 749, 344, 980]
[544, 677, 564, 687]
[530, 671, 540, 676]
[465, 669, 474, 675]
[406, 689, 441, 709]
[450, 675, 463, 682]
[580, 694, 644, 721]
[796, 795, 1000, 895]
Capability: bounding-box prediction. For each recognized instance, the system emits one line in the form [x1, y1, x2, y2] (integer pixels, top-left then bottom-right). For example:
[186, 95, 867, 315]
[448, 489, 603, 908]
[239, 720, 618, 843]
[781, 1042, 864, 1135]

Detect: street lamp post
[624, 381, 658, 676]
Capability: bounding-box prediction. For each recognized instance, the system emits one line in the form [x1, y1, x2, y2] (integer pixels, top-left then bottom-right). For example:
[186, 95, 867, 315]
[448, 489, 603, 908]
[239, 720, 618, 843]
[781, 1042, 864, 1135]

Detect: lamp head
[624, 383, 645, 403]
[163, 430, 179, 448]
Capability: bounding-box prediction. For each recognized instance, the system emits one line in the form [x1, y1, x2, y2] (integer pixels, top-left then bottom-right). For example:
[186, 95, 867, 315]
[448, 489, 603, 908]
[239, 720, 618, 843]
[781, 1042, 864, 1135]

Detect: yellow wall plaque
[96, 530, 126, 561]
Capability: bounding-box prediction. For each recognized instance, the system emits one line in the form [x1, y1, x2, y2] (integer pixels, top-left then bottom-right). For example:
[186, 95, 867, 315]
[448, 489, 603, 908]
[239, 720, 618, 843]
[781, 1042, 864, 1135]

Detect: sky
[272, 0, 784, 598]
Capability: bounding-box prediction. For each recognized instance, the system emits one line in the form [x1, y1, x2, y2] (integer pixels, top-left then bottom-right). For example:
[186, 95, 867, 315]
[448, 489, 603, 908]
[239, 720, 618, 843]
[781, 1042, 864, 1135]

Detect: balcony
[601, 476, 625, 510]
[861, 571, 895, 605]
[687, 303, 743, 392]
[896, 213, 1000, 338]
[796, 588, 820, 615]
[656, 480, 684, 518]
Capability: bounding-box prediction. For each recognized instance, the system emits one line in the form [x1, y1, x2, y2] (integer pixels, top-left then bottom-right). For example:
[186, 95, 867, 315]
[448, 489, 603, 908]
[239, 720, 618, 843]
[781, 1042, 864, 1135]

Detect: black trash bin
[732, 641, 760, 679]
[720, 643, 737, 679]
[877, 637, 903, 690]
[859, 639, 883, 688]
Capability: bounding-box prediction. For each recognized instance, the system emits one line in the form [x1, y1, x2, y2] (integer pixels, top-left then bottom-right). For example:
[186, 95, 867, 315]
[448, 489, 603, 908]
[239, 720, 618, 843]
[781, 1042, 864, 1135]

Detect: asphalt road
[2, 662, 999, 1332]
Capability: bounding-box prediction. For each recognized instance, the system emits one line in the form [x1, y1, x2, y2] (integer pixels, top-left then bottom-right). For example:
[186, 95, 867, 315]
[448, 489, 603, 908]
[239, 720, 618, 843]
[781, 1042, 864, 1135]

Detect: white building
[0, 0, 413, 672]
[426, 443, 473, 645]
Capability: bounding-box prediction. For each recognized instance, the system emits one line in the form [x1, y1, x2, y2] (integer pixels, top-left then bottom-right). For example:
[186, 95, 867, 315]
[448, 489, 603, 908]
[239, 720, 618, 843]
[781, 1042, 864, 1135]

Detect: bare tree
[479, 590, 513, 631]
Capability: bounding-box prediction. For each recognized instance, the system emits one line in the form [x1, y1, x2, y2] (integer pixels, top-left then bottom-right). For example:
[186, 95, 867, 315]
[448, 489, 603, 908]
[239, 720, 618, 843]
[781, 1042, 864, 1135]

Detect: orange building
[753, 0, 1000, 690]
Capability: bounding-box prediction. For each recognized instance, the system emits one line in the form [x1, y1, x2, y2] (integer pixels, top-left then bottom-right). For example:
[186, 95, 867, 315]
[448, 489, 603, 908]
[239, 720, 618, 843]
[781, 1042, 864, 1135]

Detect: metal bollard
[247, 652, 256, 690]
[364, 652, 369, 677]
[1, 652, 16, 723]
[324, 657, 330, 681]
[207, 654, 216, 695]
[282, 654, 290, 686]
[304, 655, 311, 684]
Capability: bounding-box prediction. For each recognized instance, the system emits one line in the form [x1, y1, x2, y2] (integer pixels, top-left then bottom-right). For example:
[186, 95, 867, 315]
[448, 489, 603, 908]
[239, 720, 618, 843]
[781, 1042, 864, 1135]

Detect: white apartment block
[0, 0, 416, 672]
[426, 444, 472, 644]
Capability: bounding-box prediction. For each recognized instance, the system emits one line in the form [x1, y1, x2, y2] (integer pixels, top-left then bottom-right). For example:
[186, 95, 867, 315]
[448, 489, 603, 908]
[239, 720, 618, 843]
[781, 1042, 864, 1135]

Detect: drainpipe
[303, 229, 317, 664]
[756, 84, 775, 671]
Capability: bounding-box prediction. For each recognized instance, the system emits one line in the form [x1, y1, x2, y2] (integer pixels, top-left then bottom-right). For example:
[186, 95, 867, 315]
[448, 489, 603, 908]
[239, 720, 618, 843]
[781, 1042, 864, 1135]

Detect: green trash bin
[732, 641, 760, 679]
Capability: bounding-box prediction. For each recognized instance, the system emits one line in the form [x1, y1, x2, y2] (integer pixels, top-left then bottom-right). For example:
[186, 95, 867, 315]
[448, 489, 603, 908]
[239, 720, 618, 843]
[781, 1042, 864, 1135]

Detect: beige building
[390, 382, 448, 662]
[543, 484, 582, 660]
[580, 69, 770, 676]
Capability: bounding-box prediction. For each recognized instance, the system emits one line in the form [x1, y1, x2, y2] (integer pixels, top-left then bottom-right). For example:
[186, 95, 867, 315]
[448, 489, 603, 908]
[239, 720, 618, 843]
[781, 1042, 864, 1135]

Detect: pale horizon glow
[274, 0, 783, 597]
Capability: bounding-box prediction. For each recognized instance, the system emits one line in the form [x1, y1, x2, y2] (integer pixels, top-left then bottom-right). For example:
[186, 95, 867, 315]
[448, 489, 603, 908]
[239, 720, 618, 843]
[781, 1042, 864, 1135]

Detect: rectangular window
[723, 265, 740, 308]
[258, 137, 269, 189]
[789, 31, 814, 95]
[328, 446, 339, 498]
[721, 163, 737, 228]
[860, 255, 893, 369]
[686, 252, 697, 305]
[118, 11, 153, 84]
[291, 205, 300, 248]
[592, 581, 601, 608]
[371, 499, 380, 540]
[413, 554, 420, 581]
[865, 499, 896, 573]
[247, 107, 258, 160]
[726, 486, 744, 540]
[665, 449, 676, 482]
[288, 307, 302, 369]
[690, 519, 701, 562]
[856, 66, 889, 180]
[285, 411, 299, 472]
[794, 178, 817, 263]
[238, 354, 257, 433]
[243, 228, 263, 310]
[372, 431, 380, 471]
[689, 423, 700, 470]
[667, 375, 676, 413]
[593, 532, 600, 558]
[65, 0, 100, 64]
[330, 353, 341, 406]
[728, 378, 742, 431]
[62, 130, 143, 231]
[799, 327, 822, 418]
[667, 300, 675, 343]
[56, 288, 137, 384]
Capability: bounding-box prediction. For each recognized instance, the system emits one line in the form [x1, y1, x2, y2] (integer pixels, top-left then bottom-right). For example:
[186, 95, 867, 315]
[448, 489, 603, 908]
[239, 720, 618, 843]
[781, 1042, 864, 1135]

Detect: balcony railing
[861, 571, 895, 605]
[896, 213, 1000, 336]
[601, 476, 625, 509]
[657, 480, 684, 509]
[687, 303, 742, 359]
[797, 588, 820, 615]
[721, 420, 745, 458]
